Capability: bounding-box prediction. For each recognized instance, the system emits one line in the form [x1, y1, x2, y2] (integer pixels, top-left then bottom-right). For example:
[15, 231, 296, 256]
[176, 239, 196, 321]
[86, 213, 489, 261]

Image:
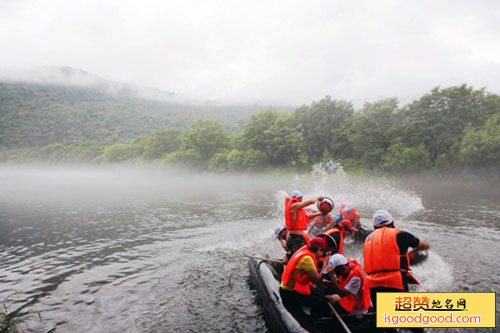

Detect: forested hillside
[1, 83, 499, 174]
[0, 82, 263, 148]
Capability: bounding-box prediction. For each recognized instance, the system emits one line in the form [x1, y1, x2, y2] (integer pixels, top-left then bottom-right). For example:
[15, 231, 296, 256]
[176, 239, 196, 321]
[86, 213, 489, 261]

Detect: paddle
[244, 254, 284, 264]
[326, 302, 352, 333]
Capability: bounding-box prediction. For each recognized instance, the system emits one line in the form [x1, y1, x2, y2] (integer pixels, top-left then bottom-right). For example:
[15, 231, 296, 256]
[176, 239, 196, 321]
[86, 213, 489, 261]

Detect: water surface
[1, 165, 498, 332]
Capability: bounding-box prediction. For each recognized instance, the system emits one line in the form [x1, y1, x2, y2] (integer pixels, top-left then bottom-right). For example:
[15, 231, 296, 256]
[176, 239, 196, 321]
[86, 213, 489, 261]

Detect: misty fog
[1, 1, 500, 331]
[1, 164, 499, 331]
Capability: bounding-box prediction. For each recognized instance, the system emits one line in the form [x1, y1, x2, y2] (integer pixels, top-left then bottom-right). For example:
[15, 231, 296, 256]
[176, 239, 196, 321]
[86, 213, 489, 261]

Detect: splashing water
[276, 161, 424, 219]
[311, 160, 346, 177]
[411, 251, 455, 292]
[274, 164, 455, 295]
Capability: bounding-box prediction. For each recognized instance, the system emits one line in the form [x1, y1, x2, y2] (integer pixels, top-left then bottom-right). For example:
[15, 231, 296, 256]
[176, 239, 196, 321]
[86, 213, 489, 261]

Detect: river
[0, 165, 498, 332]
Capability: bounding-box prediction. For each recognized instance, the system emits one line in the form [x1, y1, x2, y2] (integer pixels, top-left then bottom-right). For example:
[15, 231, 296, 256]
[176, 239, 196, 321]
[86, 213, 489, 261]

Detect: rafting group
[269, 189, 430, 332]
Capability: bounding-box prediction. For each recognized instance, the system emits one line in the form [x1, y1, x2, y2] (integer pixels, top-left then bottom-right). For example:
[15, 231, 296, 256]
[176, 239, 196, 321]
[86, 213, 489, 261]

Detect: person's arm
[322, 267, 349, 297]
[306, 267, 326, 289]
[290, 196, 323, 212]
[415, 238, 430, 251]
[399, 232, 430, 257]
[326, 294, 341, 303]
[398, 231, 430, 251]
[279, 238, 288, 251]
[282, 253, 289, 264]
[307, 211, 322, 219]
[297, 255, 326, 288]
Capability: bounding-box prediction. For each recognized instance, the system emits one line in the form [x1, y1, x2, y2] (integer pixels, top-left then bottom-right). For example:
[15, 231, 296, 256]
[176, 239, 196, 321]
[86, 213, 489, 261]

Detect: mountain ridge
[0, 79, 272, 149]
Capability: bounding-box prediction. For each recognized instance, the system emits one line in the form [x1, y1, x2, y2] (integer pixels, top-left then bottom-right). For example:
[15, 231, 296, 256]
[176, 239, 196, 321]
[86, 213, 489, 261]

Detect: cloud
[1, 0, 499, 106]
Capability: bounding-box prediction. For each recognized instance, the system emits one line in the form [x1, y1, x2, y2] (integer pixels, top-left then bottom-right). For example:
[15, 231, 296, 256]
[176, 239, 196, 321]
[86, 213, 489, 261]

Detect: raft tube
[248, 258, 373, 333]
[248, 258, 306, 333]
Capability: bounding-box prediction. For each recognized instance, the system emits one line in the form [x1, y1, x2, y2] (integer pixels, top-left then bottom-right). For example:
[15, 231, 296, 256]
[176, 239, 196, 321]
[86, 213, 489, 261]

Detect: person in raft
[321, 254, 371, 315]
[284, 190, 323, 256]
[363, 210, 430, 311]
[335, 202, 370, 242]
[307, 198, 336, 237]
[279, 237, 332, 319]
[320, 219, 358, 255]
[274, 224, 311, 262]
[274, 224, 289, 252]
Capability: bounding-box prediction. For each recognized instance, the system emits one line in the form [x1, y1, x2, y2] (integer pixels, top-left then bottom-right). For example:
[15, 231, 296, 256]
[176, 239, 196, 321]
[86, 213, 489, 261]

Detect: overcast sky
[1, 0, 499, 106]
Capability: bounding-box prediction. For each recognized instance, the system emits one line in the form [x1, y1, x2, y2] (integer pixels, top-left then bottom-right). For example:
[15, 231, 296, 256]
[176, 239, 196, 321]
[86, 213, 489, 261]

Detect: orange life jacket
[324, 227, 344, 254]
[338, 259, 371, 313]
[284, 197, 309, 231]
[363, 227, 419, 290]
[281, 246, 317, 295]
[343, 207, 358, 223]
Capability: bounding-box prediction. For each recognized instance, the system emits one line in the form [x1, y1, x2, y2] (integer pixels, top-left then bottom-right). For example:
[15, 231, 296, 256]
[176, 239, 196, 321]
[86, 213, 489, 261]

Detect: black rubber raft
[248, 249, 428, 333]
[248, 258, 373, 333]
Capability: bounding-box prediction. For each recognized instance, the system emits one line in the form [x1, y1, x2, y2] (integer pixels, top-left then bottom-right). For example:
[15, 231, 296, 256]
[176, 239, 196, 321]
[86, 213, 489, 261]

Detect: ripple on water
[1, 167, 499, 332]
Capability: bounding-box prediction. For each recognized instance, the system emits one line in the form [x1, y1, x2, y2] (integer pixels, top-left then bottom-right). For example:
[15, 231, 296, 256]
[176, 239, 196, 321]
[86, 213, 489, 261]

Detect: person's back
[363, 210, 430, 310]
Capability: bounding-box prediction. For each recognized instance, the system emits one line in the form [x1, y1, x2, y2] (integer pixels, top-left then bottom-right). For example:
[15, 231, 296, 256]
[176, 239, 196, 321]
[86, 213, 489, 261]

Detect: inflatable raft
[248, 257, 374, 333]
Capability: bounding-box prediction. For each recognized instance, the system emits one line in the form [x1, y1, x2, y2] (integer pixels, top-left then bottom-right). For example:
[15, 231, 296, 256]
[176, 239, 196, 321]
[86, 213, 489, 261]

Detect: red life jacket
[338, 260, 371, 313]
[284, 197, 309, 231]
[343, 207, 358, 223]
[363, 227, 419, 290]
[324, 227, 344, 254]
[281, 246, 317, 295]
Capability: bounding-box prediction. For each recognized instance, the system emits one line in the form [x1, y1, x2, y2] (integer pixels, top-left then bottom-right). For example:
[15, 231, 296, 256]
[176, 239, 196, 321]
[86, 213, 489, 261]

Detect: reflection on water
[1, 166, 499, 332]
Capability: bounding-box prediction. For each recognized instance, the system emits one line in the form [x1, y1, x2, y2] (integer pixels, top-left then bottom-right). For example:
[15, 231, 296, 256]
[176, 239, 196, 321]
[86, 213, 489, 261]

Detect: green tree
[184, 119, 229, 160]
[242, 149, 267, 169]
[398, 85, 500, 169]
[226, 149, 246, 169]
[164, 149, 204, 168]
[264, 113, 303, 167]
[98, 143, 144, 163]
[460, 113, 500, 168]
[383, 141, 431, 172]
[209, 150, 231, 171]
[241, 109, 303, 167]
[142, 128, 183, 160]
[349, 99, 400, 169]
[241, 109, 280, 152]
[293, 96, 354, 163]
